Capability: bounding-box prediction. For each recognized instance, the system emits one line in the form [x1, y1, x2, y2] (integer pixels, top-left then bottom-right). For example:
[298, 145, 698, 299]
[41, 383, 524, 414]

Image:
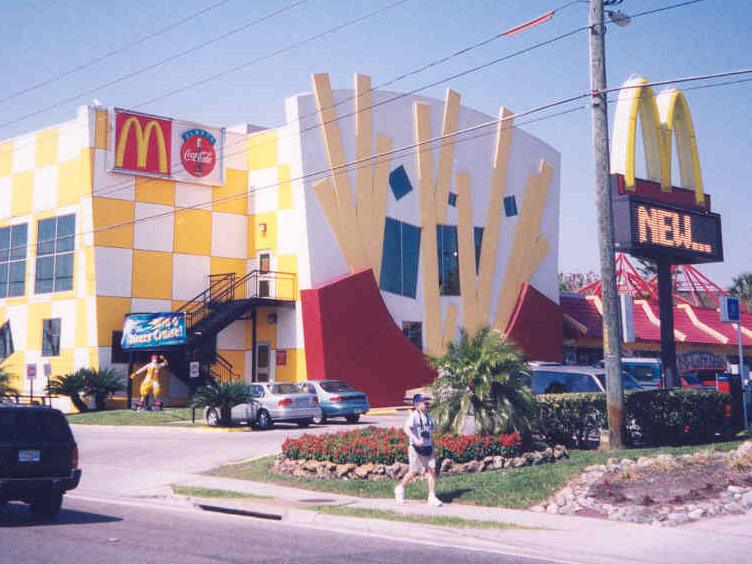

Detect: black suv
[0, 404, 81, 520]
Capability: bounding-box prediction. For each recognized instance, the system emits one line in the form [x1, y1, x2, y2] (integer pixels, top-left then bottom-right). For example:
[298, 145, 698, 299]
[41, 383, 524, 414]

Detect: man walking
[394, 394, 442, 506]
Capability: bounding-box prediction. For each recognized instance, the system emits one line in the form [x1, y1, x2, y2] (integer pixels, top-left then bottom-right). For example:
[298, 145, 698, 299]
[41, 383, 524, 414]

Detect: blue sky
[1, 0, 749, 286]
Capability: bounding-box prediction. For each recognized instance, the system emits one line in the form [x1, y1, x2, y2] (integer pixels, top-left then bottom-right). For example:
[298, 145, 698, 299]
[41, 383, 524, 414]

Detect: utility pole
[589, 0, 624, 449]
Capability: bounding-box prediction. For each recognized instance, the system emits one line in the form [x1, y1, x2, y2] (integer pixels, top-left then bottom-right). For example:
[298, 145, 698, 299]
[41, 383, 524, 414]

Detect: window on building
[503, 195, 518, 217]
[402, 321, 422, 351]
[35, 214, 75, 294]
[0, 321, 14, 361]
[436, 225, 460, 296]
[379, 218, 420, 298]
[259, 253, 270, 273]
[0, 224, 28, 298]
[42, 318, 61, 357]
[111, 331, 128, 363]
[474, 227, 484, 273]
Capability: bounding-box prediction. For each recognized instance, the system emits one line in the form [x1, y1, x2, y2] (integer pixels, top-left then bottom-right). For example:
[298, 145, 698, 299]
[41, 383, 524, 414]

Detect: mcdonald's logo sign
[114, 110, 172, 176]
[611, 77, 704, 205]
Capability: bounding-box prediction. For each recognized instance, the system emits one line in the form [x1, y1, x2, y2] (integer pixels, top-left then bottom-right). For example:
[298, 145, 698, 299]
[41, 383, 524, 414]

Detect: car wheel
[206, 408, 220, 427]
[345, 414, 360, 424]
[312, 412, 327, 425]
[256, 409, 273, 430]
[297, 418, 312, 428]
[30, 492, 63, 521]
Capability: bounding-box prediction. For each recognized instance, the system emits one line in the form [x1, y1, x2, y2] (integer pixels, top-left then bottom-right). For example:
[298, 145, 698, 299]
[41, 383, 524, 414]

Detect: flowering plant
[281, 427, 522, 465]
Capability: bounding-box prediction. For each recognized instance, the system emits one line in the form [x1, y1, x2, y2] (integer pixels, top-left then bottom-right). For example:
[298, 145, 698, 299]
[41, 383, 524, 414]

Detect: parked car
[528, 365, 642, 394]
[595, 358, 716, 390]
[205, 382, 321, 430]
[0, 405, 81, 520]
[297, 380, 370, 424]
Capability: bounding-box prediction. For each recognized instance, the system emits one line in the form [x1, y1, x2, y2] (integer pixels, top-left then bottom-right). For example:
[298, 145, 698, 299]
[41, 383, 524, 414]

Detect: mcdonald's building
[0, 71, 565, 409]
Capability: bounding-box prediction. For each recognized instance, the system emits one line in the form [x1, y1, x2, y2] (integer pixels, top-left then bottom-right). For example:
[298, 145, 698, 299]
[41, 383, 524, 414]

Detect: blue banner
[121, 312, 186, 350]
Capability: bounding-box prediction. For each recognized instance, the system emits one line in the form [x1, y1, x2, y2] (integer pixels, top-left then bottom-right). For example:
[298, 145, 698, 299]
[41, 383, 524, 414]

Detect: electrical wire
[0, 0, 235, 105]
[0, 0, 312, 130]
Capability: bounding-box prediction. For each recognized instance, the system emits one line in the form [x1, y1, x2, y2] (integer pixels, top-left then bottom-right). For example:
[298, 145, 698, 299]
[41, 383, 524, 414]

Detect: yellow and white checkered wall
[0, 106, 308, 399]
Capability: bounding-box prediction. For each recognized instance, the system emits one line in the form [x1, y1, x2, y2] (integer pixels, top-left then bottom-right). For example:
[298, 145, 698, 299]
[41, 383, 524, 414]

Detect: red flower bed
[281, 427, 522, 465]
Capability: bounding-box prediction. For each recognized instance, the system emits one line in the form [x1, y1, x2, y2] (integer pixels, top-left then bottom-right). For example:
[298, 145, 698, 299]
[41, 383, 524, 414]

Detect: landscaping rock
[553, 445, 569, 460]
[353, 463, 374, 479]
[492, 456, 505, 469]
[741, 492, 752, 509]
[667, 512, 689, 526]
[688, 508, 705, 520]
[335, 463, 355, 478]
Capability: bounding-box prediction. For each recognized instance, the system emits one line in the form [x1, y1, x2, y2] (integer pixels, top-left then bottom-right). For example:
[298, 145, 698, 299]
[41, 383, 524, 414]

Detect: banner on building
[109, 108, 225, 186]
[121, 312, 187, 350]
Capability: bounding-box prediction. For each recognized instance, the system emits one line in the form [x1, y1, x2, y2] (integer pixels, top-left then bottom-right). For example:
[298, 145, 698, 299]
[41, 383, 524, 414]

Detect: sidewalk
[164, 473, 752, 564]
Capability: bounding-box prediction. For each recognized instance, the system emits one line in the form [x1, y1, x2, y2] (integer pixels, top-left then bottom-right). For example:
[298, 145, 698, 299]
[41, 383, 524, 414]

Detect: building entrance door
[256, 342, 273, 382]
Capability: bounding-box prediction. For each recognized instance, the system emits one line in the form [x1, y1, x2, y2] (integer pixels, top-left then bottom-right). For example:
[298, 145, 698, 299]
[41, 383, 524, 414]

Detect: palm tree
[192, 381, 251, 426]
[729, 273, 752, 311]
[47, 370, 88, 413]
[0, 366, 18, 398]
[83, 367, 125, 411]
[430, 326, 537, 437]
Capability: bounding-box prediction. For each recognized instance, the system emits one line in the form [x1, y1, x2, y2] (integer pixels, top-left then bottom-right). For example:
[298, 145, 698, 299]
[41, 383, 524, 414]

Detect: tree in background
[729, 272, 752, 311]
[559, 271, 599, 293]
[429, 327, 536, 439]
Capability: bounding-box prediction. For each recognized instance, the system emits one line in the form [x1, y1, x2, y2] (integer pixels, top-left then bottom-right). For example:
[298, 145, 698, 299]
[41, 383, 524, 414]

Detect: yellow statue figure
[131, 354, 168, 411]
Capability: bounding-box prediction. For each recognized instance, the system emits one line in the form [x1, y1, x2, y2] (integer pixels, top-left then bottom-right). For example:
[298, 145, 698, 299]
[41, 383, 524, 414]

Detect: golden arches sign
[611, 76, 704, 205]
[115, 116, 169, 174]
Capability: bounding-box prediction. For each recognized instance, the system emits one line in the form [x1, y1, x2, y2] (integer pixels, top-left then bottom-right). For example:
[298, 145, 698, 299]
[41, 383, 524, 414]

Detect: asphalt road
[0, 496, 551, 564]
[72, 414, 405, 497]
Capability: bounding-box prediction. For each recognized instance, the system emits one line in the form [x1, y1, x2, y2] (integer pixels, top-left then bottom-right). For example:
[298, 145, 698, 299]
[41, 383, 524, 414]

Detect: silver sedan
[207, 382, 322, 430]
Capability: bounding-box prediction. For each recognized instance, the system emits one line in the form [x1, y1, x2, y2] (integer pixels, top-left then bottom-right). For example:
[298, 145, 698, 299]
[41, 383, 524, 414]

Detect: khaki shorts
[408, 444, 436, 475]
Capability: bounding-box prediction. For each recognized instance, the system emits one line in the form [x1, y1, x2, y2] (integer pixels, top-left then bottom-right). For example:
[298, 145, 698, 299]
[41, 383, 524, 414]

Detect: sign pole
[656, 259, 679, 389]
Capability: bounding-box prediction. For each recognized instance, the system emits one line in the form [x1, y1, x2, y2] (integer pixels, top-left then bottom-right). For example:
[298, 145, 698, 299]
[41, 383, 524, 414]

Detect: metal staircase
[172, 270, 296, 386]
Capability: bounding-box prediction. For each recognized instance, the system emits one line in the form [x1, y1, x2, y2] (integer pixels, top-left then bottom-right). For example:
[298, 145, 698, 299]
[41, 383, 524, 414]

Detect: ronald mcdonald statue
[131, 354, 168, 411]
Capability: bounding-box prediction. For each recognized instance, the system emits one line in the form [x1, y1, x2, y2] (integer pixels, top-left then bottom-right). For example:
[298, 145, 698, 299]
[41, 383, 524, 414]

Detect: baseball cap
[413, 393, 431, 404]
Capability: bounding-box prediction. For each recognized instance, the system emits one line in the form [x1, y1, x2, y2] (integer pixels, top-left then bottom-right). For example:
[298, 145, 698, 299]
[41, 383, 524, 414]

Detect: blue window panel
[379, 218, 402, 295]
[389, 165, 413, 200]
[447, 192, 457, 207]
[401, 222, 420, 298]
[504, 195, 518, 217]
[436, 225, 460, 296]
[379, 218, 421, 299]
[474, 227, 484, 273]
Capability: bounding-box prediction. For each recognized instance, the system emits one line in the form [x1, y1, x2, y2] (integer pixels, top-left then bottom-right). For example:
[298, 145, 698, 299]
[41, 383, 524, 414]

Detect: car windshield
[320, 381, 356, 393]
[0, 409, 72, 441]
[270, 383, 299, 395]
[595, 373, 642, 391]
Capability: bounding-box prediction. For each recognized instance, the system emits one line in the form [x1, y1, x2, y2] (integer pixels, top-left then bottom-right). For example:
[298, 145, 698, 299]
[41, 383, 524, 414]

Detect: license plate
[18, 450, 40, 463]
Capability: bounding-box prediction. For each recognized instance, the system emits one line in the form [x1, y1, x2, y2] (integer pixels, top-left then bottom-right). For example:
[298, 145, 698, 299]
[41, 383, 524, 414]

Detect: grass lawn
[67, 407, 197, 426]
[170, 485, 273, 500]
[207, 438, 749, 509]
[303, 505, 529, 530]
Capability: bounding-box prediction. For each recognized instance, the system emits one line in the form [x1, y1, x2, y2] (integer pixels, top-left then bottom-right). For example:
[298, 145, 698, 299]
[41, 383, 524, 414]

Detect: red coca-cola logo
[180, 129, 216, 177]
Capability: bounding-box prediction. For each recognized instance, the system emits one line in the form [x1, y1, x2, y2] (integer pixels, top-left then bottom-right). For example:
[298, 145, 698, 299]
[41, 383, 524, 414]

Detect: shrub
[0, 367, 17, 398]
[626, 389, 730, 445]
[430, 327, 536, 438]
[83, 367, 125, 411]
[192, 381, 251, 426]
[47, 370, 88, 413]
[535, 393, 606, 449]
[281, 427, 523, 465]
[533, 389, 731, 447]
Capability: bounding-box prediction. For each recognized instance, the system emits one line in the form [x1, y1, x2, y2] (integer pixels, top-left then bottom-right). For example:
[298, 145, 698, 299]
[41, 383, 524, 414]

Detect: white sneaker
[427, 494, 443, 507]
[394, 485, 405, 503]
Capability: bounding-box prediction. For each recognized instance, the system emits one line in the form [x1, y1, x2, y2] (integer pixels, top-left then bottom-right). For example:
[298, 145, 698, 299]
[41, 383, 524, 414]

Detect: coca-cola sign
[180, 128, 217, 178]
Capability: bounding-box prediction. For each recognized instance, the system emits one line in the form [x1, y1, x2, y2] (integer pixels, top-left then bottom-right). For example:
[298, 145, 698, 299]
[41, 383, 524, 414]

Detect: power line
[1, 66, 749, 258]
[0, 0, 235, 106]
[0, 0, 311, 130]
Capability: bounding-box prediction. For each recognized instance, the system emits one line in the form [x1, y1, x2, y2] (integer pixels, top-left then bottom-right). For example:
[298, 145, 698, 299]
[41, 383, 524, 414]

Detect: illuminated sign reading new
[614, 196, 723, 264]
